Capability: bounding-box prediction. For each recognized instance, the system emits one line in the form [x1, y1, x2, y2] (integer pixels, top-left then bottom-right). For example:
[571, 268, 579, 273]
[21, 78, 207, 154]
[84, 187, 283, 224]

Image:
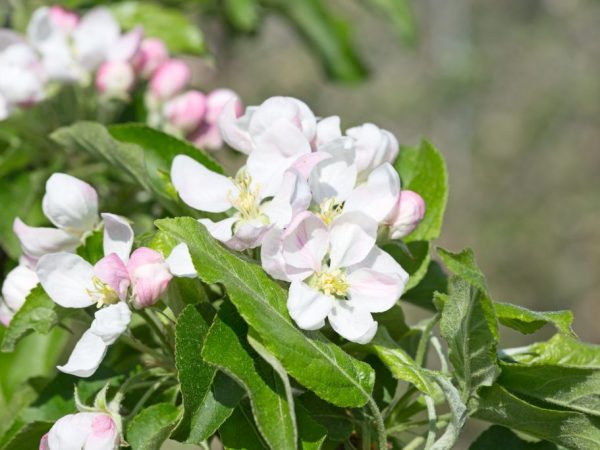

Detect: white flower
[171, 155, 310, 251]
[43, 412, 120, 450]
[0, 265, 39, 325]
[280, 212, 408, 344]
[14, 173, 99, 263]
[346, 123, 399, 180]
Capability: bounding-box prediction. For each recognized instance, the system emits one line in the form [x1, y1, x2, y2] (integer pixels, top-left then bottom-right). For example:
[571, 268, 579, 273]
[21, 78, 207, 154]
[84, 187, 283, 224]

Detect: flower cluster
[171, 96, 426, 343]
[0, 173, 194, 377]
[0, 5, 239, 151]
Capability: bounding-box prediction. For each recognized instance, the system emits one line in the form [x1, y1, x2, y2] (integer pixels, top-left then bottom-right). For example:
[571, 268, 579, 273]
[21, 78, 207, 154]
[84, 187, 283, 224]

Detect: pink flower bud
[127, 248, 172, 308]
[164, 90, 207, 134]
[46, 412, 119, 450]
[132, 38, 168, 77]
[149, 59, 190, 100]
[206, 88, 240, 123]
[96, 61, 135, 97]
[385, 190, 426, 240]
[48, 6, 79, 33]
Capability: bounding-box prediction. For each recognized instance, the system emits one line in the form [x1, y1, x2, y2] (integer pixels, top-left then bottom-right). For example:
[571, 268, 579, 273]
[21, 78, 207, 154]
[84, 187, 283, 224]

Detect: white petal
[218, 98, 254, 154]
[36, 253, 95, 308]
[108, 26, 142, 61]
[57, 330, 107, 378]
[171, 154, 236, 212]
[0, 301, 13, 327]
[102, 213, 133, 264]
[282, 212, 328, 274]
[166, 243, 197, 278]
[344, 163, 400, 222]
[328, 301, 377, 344]
[347, 268, 404, 313]
[261, 170, 308, 228]
[13, 218, 80, 259]
[328, 213, 377, 269]
[260, 227, 288, 282]
[47, 413, 95, 450]
[89, 302, 131, 345]
[315, 115, 342, 148]
[354, 247, 410, 283]
[227, 220, 270, 251]
[309, 138, 357, 204]
[1, 265, 38, 312]
[26, 7, 56, 49]
[42, 173, 99, 234]
[290, 152, 331, 180]
[198, 217, 236, 242]
[288, 282, 332, 330]
[73, 7, 120, 70]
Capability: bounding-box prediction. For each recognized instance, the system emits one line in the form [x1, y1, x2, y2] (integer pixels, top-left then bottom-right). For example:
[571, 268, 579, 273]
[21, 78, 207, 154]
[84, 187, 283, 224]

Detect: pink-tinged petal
[206, 88, 239, 123]
[281, 212, 328, 275]
[171, 155, 236, 213]
[349, 247, 409, 283]
[1, 265, 38, 312]
[128, 248, 172, 308]
[385, 190, 426, 240]
[95, 60, 135, 96]
[198, 217, 236, 242]
[291, 152, 331, 180]
[39, 433, 49, 450]
[89, 302, 131, 345]
[13, 218, 80, 259]
[163, 90, 207, 134]
[166, 243, 197, 278]
[344, 163, 400, 222]
[346, 123, 399, 178]
[328, 301, 377, 344]
[260, 227, 288, 282]
[132, 38, 168, 78]
[47, 413, 95, 450]
[48, 6, 79, 33]
[309, 138, 357, 204]
[73, 7, 120, 71]
[109, 26, 142, 62]
[93, 253, 130, 300]
[248, 96, 316, 140]
[328, 213, 377, 269]
[101, 213, 133, 264]
[86, 414, 119, 450]
[57, 330, 107, 378]
[249, 120, 312, 197]
[314, 115, 342, 149]
[190, 122, 223, 151]
[288, 282, 332, 330]
[0, 302, 13, 327]
[347, 268, 404, 313]
[36, 253, 95, 308]
[217, 98, 253, 154]
[149, 59, 190, 100]
[226, 220, 270, 251]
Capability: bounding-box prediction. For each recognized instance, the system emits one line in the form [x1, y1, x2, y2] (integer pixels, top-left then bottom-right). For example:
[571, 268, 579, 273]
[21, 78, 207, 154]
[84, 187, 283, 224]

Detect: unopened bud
[163, 90, 207, 134]
[95, 61, 135, 98]
[384, 190, 425, 240]
[127, 248, 172, 308]
[149, 59, 190, 101]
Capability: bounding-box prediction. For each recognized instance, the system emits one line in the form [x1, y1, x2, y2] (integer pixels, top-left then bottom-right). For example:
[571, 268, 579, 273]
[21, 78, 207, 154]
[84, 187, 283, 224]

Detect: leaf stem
[367, 397, 387, 450]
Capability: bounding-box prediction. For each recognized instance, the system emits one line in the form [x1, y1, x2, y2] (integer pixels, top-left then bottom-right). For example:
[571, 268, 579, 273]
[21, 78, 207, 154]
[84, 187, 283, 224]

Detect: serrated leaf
[171, 305, 216, 442]
[394, 141, 448, 242]
[156, 217, 375, 407]
[494, 302, 575, 336]
[127, 403, 181, 450]
[438, 277, 499, 400]
[1, 287, 70, 352]
[402, 260, 447, 311]
[510, 334, 600, 369]
[470, 425, 558, 449]
[437, 247, 487, 293]
[220, 400, 269, 450]
[474, 384, 600, 449]
[383, 241, 430, 291]
[202, 302, 296, 449]
[110, 1, 206, 55]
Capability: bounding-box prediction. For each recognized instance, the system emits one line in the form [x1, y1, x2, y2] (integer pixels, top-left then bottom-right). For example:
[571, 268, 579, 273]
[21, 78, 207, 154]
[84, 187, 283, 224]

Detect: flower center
[229, 170, 263, 221]
[312, 268, 349, 297]
[316, 197, 343, 225]
[87, 276, 120, 308]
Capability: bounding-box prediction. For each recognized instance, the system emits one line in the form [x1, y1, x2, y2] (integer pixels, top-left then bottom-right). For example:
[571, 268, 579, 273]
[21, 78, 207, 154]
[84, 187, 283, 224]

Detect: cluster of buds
[170, 96, 426, 343]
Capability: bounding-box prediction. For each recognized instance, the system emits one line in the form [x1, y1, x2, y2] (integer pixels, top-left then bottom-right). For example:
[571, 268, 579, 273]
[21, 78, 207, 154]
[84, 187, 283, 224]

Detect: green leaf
[474, 384, 600, 449]
[219, 401, 269, 450]
[383, 241, 430, 291]
[368, 327, 437, 396]
[510, 334, 600, 369]
[298, 392, 353, 445]
[0, 421, 52, 450]
[499, 361, 600, 417]
[372, 304, 409, 342]
[1, 287, 70, 353]
[126, 403, 181, 450]
[156, 217, 375, 407]
[267, 0, 367, 82]
[437, 247, 487, 293]
[202, 302, 297, 449]
[296, 403, 327, 450]
[362, 0, 417, 45]
[438, 277, 499, 400]
[470, 425, 557, 449]
[394, 141, 448, 242]
[110, 1, 206, 55]
[494, 302, 575, 336]
[223, 0, 261, 32]
[402, 260, 447, 311]
[171, 305, 216, 442]
[76, 229, 104, 265]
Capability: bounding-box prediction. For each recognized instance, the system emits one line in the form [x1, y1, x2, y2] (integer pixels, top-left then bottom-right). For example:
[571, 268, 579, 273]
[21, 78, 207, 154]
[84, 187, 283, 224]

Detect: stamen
[312, 268, 349, 297]
[228, 169, 263, 220]
[316, 197, 343, 225]
[86, 276, 120, 308]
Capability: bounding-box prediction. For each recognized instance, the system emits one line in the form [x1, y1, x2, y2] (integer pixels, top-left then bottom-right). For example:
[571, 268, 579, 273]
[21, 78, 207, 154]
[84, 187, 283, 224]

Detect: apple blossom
[128, 247, 173, 308]
[96, 60, 135, 98]
[0, 264, 39, 325]
[279, 211, 408, 343]
[383, 190, 426, 240]
[149, 59, 191, 101]
[47, 6, 79, 33]
[132, 38, 169, 77]
[14, 173, 99, 262]
[44, 412, 120, 450]
[346, 123, 399, 180]
[190, 88, 240, 150]
[171, 154, 309, 250]
[163, 90, 207, 135]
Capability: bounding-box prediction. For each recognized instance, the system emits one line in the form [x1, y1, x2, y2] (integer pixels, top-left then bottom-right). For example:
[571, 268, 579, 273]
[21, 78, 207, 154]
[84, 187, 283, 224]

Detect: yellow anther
[313, 268, 349, 297]
[228, 169, 263, 220]
[316, 198, 343, 225]
[86, 276, 120, 308]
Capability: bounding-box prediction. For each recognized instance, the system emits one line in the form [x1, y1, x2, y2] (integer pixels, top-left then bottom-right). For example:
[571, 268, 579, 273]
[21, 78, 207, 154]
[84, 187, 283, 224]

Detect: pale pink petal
[288, 282, 332, 330]
[225, 220, 270, 251]
[198, 217, 236, 242]
[290, 152, 331, 180]
[314, 115, 342, 149]
[166, 243, 196, 278]
[85, 414, 119, 450]
[346, 123, 399, 178]
[328, 213, 377, 269]
[328, 301, 377, 344]
[217, 98, 253, 154]
[89, 302, 131, 345]
[128, 248, 172, 308]
[13, 218, 80, 259]
[206, 88, 239, 123]
[385, 190, 426, 239]
[73, 7, 120, 70]
[1, 265, 38, 312]
[346, 268, 404, 313]
[93, 253, 130, 300]
[102, 213, 133, 264]
[344, 163, 400, 222]
[281, 212, 328, 275]
[57, 331, 108, 378]
[171, 155, 236, 213]
[0, 302, 13, 327]
[248, 97, 315, 140]
[309, 138, 357, 204]
[36, 253, 95, 308]
[109, 26, 142, 62]
[47, 413, 95, 450]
